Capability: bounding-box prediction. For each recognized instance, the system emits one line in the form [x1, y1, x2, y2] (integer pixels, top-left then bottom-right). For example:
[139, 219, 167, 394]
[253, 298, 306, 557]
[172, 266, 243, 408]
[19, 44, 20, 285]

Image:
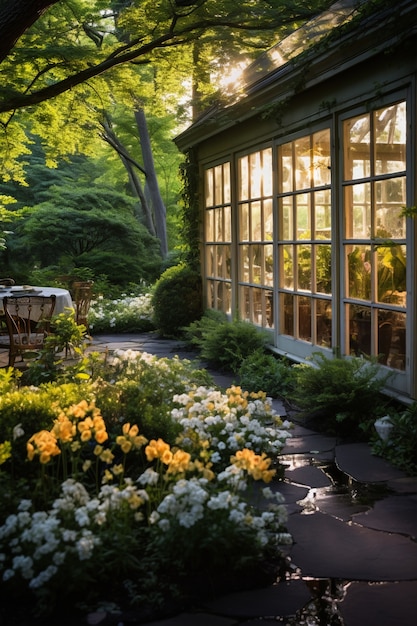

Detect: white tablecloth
[0, 286, 73, 315]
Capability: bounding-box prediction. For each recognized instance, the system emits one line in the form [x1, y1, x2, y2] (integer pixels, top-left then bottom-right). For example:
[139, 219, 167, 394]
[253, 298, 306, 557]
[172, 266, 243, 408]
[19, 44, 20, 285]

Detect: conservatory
[175, 0, 417, 402]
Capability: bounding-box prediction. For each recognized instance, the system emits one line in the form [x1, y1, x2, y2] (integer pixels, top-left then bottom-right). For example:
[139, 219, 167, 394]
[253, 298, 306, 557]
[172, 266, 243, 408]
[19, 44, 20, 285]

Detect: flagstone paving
[2, 332, 417, 625]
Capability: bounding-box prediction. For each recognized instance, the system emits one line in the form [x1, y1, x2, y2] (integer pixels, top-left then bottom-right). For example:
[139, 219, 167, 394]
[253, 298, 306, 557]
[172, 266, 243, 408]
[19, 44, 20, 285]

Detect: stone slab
[140, 612, 238, 626]
[340, 581, 417, 626]
[287, 511, 417, 580]
[335, 443, 406, 483]
[281, 434, 336, 455]
[352, 494, 417, 537]
[285, 465, 333, 488]
[203, 580, 312, 619]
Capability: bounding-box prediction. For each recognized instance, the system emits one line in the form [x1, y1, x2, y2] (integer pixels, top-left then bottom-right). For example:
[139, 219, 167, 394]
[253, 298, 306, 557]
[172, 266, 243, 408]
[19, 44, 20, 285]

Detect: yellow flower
[102, 469, 113, 483]
[116, 436, 132, 454]
[112, 463, 124, 476]
[145, 438, 171, 463]
[231, 449, 276, 483]
[99, 449, 114, 464]
[95, 428, 108, 444]
[27, 430, 61, 464]
[117, 423, 146, 454]
[94, 445, 104, 456]
[166, 449, 191, 474]
[82, 460, 92, 472]
[52, 414, 75, 443]
[80, 429, 92, 442]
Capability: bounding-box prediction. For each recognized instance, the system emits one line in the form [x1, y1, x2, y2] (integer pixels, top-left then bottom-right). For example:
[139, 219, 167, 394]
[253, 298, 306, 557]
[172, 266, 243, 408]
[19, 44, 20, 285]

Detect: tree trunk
[135, 107, 168, 259]
[0, 0, 59, 63]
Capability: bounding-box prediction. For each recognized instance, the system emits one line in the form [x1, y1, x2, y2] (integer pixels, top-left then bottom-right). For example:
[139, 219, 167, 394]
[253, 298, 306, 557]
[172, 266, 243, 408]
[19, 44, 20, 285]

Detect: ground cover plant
[88, 289, 155, 334]
[0, 348, 293, 622]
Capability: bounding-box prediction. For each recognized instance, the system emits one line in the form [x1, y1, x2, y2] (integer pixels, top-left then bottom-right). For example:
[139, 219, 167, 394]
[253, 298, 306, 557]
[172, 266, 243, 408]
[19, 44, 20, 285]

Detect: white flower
[13, 423, 25, 440]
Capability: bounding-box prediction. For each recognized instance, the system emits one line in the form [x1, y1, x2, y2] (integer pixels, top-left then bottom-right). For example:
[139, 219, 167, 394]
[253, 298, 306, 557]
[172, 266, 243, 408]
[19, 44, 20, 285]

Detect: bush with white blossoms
[0, 350, 293, 619]
[88, 291, 154, 333]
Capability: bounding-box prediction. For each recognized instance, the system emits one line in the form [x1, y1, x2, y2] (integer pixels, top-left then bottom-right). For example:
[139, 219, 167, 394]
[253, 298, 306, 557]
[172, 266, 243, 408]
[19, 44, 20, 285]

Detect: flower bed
[0, 350, 292, 621]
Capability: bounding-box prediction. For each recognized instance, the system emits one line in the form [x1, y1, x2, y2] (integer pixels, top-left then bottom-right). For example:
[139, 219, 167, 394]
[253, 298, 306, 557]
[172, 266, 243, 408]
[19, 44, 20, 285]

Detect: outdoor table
[0, 285, 74, 316]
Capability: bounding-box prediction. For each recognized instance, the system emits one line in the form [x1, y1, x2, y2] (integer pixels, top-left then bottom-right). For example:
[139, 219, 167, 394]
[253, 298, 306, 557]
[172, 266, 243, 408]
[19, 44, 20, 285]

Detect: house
[175, 0, 417, 402]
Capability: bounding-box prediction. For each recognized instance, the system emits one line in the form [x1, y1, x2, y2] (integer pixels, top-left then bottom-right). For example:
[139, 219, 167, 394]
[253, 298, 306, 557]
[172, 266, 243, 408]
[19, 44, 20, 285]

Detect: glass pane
[282, 244, 294, 289]
[280, 293, 294, 336]
[316, 299, 332, 347]
[224, 205, 231, 241]
[206, 209, 214, 241]
[374, 102, 406, 174]
[344, 114, 370, 180]
[223, 162, 231, 203]
[240, 244, 250, 282]
[312, 129, 331, 187]
[253, 287, 263, 324]
[297, 243, 311, 291]
[266, 290, 274, 328]
[216, 245, 225, 277]
[205, 169, 214, 207]
[240, 285, 250, 321]
[389, 312, 406, 370]
[207, 280, 214, 308]
[375, 178, 406, 239]
[344, 183, 371, 239]
[314, 189, 331, 238]
[251, 244, 262, 283]
[239, 156, 249, 201]
[349, 304, 371, 357]
[280, 143, 293, 193]
[316, 244, 332, 294]
[251, 201, 262, 240]
[295, 136, 311, 190]
[265, 244, 273, 286]
[264, 198, 273, 240]
[280, 197, 293, 240]
[250, 151, 262, 197]
[296, 193, 310, 238]
[214, 165, 223, 205]
[239, 203, 249, 240]
[206, 246, 214, 276]
[376, 243, 406, 305]
[347, 244, 372, 300]
[262, 148, 273, 196]
[215, 208, 223, 241]
[224, 245, 231, 279]
[298, 296, 311, 341]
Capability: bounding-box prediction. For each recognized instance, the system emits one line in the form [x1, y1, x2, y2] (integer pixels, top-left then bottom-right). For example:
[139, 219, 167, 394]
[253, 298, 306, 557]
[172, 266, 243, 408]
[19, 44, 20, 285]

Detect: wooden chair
[0, 295, 56, 367]
[72, 281, 94, 329]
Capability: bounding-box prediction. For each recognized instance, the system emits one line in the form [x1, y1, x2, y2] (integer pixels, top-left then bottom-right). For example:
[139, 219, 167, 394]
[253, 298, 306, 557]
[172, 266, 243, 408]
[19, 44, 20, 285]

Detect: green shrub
[289, 353, 390, 437]
[372, 403, 417, 475]
[185, 314, 269, 374]
[239, 349, 292, 398]
[152, 264, 202, 337]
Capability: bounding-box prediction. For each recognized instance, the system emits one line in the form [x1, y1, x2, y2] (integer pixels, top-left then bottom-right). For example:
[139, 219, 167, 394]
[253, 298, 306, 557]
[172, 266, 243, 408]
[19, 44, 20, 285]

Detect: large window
[343, 102, 407, 369]
[277, 129, 332, 347]
[204, 162, 232, 314]
[237, 148, 274, 327]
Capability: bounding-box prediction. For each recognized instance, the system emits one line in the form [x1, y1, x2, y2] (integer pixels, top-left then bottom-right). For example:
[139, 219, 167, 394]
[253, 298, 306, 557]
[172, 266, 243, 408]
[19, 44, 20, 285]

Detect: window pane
[280, 143, 293, 193]
[282, 244, 294, 289]
[317, 299, 332, 347]
[265, 244, 274, 286]
[251, 201, 262, 240]
[262, 148, 273, 196]
[264, 198, 273, 240]
[374, 103, 406, 174]
[298, 296, 311, 341]
[206, 246, 214, 276]
[240, 244, 250, 282]
[375, 178, 406, 239]
[224, 245, 231, 279]
[215, 208, 223, 241]
[296, 193, 310, 238]
[214, 165, 223, 205]
[239, 156, 249, 200]
[280, 197, 293, 240]
[316, 244, 332, 294]
[224, 206, 231, 241]
[295, 136, 311, 190]
[312, 129, 331, 187]
[376, 243, 406, 306]
[344, 183, 371, 239]
[206, 210, 214, 241]
[250, 151, 262, 197]
[280, 293, 294, 335]
[205, 170, 214, 207]
[314, 189, 331, 238]
[239, 203, 249, 240]
[223, 162, 231, 203]
[297, 243, 311, 290]
[347, 244, 372, 300]
[344, 114, 370, 180]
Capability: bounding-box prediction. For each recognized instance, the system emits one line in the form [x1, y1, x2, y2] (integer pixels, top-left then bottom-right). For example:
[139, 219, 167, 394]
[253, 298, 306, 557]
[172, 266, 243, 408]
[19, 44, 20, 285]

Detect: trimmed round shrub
[151, 264, 202, 337]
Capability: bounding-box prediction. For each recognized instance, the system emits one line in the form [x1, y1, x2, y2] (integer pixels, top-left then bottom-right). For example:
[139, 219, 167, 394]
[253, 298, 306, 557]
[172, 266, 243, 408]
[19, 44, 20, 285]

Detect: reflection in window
[343, 101, 407, 369]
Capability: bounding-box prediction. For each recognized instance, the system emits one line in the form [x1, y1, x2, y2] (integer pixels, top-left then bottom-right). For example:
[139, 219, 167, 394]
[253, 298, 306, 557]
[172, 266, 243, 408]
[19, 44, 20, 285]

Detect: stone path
[1, 333, 416, 625]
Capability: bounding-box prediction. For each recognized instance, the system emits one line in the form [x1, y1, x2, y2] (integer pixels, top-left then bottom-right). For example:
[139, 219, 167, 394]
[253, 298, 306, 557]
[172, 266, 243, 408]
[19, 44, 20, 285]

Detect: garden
[1, 279, 416, 624]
